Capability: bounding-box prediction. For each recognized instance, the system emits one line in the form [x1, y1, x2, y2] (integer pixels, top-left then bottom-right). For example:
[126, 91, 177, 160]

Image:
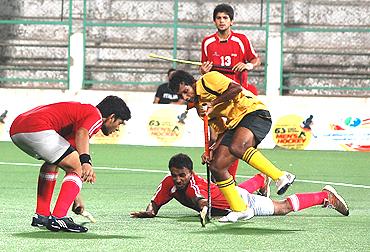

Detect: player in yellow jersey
[168, 70, 296, 222]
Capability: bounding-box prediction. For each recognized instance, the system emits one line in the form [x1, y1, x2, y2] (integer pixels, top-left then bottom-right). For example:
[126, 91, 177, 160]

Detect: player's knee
[228, 144, 244, 159]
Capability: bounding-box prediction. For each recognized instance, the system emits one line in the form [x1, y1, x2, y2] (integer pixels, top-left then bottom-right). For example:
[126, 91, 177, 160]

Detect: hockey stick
[201, 103, 211, 226]
[148, 53, 234, 73]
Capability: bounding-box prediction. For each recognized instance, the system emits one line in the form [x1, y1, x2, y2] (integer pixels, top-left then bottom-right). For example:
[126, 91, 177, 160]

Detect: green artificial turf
[0, 142, 369, 251]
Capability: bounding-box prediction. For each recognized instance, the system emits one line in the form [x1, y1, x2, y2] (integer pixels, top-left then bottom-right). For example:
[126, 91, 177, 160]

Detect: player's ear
[107, 114, 115, 121]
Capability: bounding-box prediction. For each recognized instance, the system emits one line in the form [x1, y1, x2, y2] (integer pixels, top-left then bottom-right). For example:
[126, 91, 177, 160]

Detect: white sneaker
[276, 171, 296, 195]
[219, 208, 254, 223]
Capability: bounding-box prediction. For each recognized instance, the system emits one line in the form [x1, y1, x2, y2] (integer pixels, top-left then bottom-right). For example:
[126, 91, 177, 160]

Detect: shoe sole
[277, 175, 296, 195]
[323, 185, 349, 216]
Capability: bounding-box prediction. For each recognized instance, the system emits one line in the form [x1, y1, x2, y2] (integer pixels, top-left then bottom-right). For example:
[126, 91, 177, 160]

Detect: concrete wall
[0, 0, 369, 95]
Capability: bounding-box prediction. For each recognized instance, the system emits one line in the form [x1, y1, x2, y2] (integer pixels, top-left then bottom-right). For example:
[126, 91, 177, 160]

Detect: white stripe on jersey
[203, 37, 216, 57]
[151, 182, 163, 201]
[230, 36, 245, 54]
[88, 119, 103, 136]
[189, 176, 202, 198]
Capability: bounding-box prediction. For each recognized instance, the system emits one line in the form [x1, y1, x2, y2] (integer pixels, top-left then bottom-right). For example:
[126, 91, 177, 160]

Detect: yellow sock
[216, 176, 247, 212]
[242, 147, 284, 180]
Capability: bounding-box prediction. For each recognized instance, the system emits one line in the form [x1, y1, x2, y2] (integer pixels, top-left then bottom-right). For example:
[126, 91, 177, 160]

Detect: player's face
[178, 83, 196, 102]
[101, 117, 124, 136]
[214, 12, 233, 32]
[170, 166, 192, 190]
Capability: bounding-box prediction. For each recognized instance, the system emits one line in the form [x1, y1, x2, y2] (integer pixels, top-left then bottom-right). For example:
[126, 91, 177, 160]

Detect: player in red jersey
[200, 3, 261, 96]
[10, 95, 131, 233]
[131, 153, 349, 225]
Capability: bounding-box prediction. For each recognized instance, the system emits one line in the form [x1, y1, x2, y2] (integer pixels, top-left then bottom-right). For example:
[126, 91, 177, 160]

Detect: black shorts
[220, 110, 272, 147]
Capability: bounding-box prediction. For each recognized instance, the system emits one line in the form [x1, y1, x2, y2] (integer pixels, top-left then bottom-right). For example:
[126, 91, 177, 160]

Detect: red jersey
[151, 172, 230, 212]
[10, 102, 102, 147]
[201, 30, 258, 92]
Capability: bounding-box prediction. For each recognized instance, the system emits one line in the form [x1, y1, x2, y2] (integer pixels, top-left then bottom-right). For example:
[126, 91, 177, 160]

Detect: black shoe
[46, 216, 88, 233]
[31, 214, 49, 228]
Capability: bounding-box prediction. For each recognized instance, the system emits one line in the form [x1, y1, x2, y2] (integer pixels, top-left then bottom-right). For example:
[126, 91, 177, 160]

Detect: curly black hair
[168, 70, 196, 93]
[168, 153, 193, 171]
[96, 95, 131, 121]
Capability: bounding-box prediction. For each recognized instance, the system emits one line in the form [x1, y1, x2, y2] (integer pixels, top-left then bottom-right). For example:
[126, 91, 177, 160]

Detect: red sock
[228, 160, 239, 180]
[36, 172, 58, 216]
[238, 173, 265, 193]
[52, 173, 82, 218]
[287, 191, 329, 211]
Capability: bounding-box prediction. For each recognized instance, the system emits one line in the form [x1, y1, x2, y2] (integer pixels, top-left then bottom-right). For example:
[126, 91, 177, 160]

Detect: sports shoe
[199, 206, 209, 227]
[46, 216, 88, 233]
[276, 172, 296, 195]
[257, 174, 271, 198]
[219, 207, 254, 223]
[322, 185, 349, 216]
[31, 213, 49, 228]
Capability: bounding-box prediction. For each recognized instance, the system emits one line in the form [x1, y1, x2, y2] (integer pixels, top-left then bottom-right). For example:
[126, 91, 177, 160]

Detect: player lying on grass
[168, 70, 296, 222]
[10, 96, 131, 233]
[130, 153, 349, 225]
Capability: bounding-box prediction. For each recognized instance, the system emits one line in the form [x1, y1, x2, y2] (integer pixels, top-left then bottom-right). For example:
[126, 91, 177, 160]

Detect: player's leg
[210, 147, 254, 222]
[10, 131, 87, 232]
[32, 162, 59, 227]
[211, 146, 247, 212]
[227, 111, 295, 195]
[227, 159, 239, 181]
[286, 185, 349, 216]
[47, 150, 88, 232]
[220, 187, 273, 221]
[238, 173, 271, 197]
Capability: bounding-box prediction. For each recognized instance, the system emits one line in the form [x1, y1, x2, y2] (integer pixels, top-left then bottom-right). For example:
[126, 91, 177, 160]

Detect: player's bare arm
[130, 201, 159, 218]
[75, 127, 96, 183]
[204, 82, 242, 114]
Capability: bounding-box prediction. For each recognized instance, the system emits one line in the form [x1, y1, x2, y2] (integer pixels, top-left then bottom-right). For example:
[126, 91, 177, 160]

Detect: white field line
[1, 161, 369, 189]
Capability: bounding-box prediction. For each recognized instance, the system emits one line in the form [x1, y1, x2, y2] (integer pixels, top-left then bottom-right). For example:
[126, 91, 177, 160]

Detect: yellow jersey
[195, 71, 267, 131]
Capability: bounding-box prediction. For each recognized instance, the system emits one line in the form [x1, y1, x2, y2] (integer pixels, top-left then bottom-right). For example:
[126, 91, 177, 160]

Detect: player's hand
[72, 195, 85, 214]
[232, 62, 253, 72]
[201, 150, 213, 165]
[130, 211, 156, 218]
[199, 102, 214, 117]
[200, 61, 213, 75]
[81, 163, 96, 183]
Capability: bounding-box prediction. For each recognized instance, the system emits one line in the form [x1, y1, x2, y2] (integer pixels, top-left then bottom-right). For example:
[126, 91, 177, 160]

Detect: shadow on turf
[193, 222, 302, 235]
[13, 231, 140, 240]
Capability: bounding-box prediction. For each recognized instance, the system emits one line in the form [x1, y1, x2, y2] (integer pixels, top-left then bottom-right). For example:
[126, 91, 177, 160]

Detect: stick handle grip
[202, 103, 210, 157]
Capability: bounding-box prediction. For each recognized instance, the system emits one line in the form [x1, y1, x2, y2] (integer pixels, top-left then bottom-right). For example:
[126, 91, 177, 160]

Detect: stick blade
[81, 210, 97, 223]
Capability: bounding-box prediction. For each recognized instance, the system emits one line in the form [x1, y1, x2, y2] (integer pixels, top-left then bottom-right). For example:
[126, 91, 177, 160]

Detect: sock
[36, 172, 58, 216]
[238, 173, 265, 193]
[228, 160, 239, 181]
[287, 191, 329, 211]
[52, 173, 82, 218]
[242, 147, 284, 180]
[216, 176, 247, 212]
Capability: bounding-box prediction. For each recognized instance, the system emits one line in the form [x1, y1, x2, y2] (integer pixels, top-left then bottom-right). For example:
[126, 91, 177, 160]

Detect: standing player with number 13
[200, 3, 260, 95]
